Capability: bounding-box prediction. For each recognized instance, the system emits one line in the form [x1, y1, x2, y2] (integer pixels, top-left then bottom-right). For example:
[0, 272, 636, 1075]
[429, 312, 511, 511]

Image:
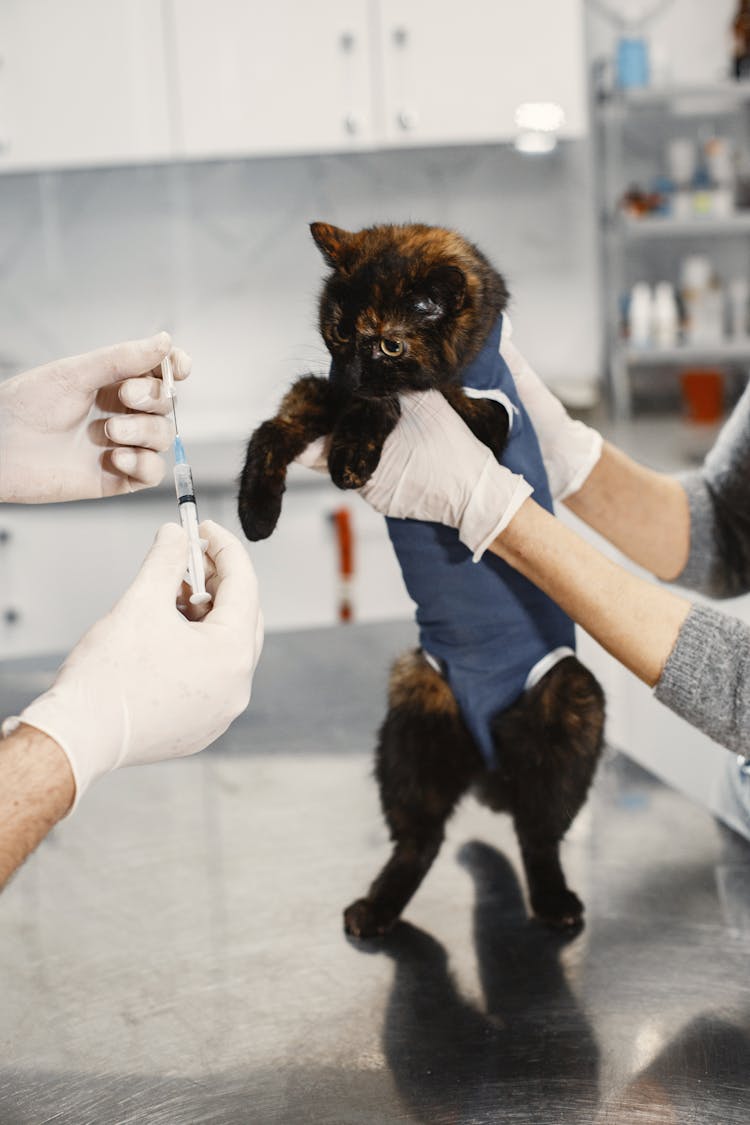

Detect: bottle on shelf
[628, 282, 654, 348]
[680, 255, 724, 345]
[616, 31, 650, 90]
[703, 135, 735, 217]
[667, 137, 695, 219]
[653, 282, 679, 348]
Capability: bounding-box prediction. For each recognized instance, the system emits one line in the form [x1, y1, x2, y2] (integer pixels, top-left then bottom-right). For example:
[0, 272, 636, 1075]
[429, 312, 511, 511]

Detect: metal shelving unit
[596, 80, 750, 418]
[604, 81, 750, 109]
[622, 337, 750, 365]
[622, 213, 750, 237]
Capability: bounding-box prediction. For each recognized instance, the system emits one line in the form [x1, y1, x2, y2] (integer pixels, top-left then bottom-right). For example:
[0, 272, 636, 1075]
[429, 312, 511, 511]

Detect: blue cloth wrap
[334, 314, 576, 767]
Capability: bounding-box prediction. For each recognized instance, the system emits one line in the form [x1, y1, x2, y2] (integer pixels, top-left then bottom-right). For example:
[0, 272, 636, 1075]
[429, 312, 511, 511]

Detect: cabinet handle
[0, 528, 11, 545]
[343, 113, 361, 136]
[3, 608, 19, 626]
[397, 109, 419, 132]
[392, 26, 409, 47]
[339, 31, 356, 52]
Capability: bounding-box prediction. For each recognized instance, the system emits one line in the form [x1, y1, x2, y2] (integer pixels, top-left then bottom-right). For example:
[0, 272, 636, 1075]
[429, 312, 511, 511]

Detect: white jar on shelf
[629, 282, 654, 348]
[653, 282, 679, 348]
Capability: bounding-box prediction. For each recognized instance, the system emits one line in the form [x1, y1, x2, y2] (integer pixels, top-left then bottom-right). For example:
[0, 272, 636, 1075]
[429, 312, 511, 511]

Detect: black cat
[238, 222, 604, 938]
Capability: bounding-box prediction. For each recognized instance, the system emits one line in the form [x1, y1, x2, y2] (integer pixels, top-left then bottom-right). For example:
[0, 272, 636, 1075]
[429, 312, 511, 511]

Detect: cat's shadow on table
[351, 840, 600, 1123]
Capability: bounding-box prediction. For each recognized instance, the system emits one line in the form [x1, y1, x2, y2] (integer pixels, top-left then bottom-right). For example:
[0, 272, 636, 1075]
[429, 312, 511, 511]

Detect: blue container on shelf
[616, 36, 650, 90]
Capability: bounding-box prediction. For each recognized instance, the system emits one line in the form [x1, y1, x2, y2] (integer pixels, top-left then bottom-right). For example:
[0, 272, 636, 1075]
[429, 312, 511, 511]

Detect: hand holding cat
[298, 390, 533, 561]
[2, 520, 263, 809]
[499, 320, 602, 500]
[0, 333, 190, 503]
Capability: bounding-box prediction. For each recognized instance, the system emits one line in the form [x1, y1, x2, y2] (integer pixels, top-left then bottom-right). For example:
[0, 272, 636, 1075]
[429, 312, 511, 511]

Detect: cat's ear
[310, 222, 356, 272]
[422, 265, 467, 317]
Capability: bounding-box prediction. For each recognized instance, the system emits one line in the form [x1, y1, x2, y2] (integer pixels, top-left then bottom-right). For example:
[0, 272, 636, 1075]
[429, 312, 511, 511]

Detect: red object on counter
[331, 507, 355, 623]
[681, 369, 724, 424]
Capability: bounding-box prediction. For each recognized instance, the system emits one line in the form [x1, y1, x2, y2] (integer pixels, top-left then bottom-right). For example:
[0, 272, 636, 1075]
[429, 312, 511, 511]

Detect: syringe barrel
[173, 462, 196, 504]
[173, 462, 210, 604]
[180, 502, 208, 599]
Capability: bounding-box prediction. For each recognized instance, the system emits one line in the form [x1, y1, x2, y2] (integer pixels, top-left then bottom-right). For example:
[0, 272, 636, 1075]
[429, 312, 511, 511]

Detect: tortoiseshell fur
[238, 222, 605, 937]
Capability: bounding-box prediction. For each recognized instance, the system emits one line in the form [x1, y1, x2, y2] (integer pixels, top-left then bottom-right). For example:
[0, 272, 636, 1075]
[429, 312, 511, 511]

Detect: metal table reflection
[2, 620, 750, 1123]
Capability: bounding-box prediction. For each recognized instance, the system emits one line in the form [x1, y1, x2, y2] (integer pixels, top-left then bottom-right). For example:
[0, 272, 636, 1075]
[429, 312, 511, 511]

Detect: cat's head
[310, 222, 509, 398]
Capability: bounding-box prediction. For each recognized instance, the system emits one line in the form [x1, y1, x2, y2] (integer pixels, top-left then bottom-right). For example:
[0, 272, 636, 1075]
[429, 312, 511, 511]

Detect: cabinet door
[0, 498, 171, 660]
[0, 0, 172, 172]
[170, 0, 376, 158]
[376, 0, 587, 148]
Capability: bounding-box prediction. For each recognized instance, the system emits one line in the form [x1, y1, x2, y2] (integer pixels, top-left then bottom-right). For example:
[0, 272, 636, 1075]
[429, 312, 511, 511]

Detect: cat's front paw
[328, 439, 383, 490]
[237, 453, 284, 541]
[343, 897, 394, 939]
[238, 481, 282, 541]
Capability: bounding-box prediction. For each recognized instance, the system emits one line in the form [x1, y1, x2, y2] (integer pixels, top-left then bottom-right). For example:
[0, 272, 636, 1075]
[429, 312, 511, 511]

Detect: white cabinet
[169, 0, 378, 158]
[376, 0, 587, 148]
[169, 0, 587, 161]
[0, 1, 587, 172]
[0, 496, 169, 659]
[0, 482, 413, 659]
[0, 0, 171, 172]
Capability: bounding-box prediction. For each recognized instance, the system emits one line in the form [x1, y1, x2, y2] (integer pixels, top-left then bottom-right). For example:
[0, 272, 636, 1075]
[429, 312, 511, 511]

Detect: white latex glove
[2, 521, 263, 809]
[0, 332, 190, 503]
[499, 319, 602, 500]
[297, 390, 533, 561]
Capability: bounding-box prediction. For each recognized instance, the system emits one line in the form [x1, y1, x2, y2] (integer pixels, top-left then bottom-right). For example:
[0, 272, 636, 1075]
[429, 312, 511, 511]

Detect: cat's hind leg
[344, 650, 482, 939]
[482, 657, 605, 930]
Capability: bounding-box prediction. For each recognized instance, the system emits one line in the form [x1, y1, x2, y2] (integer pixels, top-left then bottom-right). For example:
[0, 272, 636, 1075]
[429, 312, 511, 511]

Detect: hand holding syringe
[160, 355, 212, 606]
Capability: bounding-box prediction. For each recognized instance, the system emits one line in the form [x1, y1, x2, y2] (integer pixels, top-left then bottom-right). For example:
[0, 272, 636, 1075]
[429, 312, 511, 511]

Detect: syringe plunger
[160, 355, 176, 398]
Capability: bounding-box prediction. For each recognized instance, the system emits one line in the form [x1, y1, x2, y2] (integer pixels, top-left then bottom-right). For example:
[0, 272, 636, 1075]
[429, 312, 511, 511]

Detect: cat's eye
[332, 323, 351, 344]
[380, 338, 404, 357]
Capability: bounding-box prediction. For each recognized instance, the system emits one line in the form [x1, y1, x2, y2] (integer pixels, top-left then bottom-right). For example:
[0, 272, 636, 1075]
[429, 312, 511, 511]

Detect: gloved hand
[0, 333, 190, 503]
[2, 521, 263, 808]
[297, 390, 533, 561]
[499, 319, 602, 500]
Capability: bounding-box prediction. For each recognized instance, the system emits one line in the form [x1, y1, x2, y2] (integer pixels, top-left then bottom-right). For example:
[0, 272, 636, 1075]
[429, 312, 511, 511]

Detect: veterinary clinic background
[3, 3, 750, 1124]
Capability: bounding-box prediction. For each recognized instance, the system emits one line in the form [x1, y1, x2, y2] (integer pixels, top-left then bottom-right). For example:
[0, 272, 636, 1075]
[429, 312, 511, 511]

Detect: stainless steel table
[2, 621, 750, 1124]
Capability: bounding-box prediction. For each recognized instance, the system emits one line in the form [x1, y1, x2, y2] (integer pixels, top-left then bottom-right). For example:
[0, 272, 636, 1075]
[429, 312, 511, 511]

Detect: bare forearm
[564, 442, 691, 582]
[0, 724, 74, 890]
[492, 499, 692, 686]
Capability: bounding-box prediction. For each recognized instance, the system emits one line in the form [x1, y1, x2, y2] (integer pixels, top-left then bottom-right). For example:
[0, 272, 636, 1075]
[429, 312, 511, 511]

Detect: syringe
[161, 355, 212, 607]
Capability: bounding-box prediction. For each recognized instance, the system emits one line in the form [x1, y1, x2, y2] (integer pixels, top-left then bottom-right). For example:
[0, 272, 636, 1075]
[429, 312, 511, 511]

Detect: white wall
[0, 141, 600, 442]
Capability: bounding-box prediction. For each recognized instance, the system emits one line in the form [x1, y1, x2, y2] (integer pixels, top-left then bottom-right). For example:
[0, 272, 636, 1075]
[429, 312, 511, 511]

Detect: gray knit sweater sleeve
[653, 381, 750, 750]
[654, 604, 750, 753]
